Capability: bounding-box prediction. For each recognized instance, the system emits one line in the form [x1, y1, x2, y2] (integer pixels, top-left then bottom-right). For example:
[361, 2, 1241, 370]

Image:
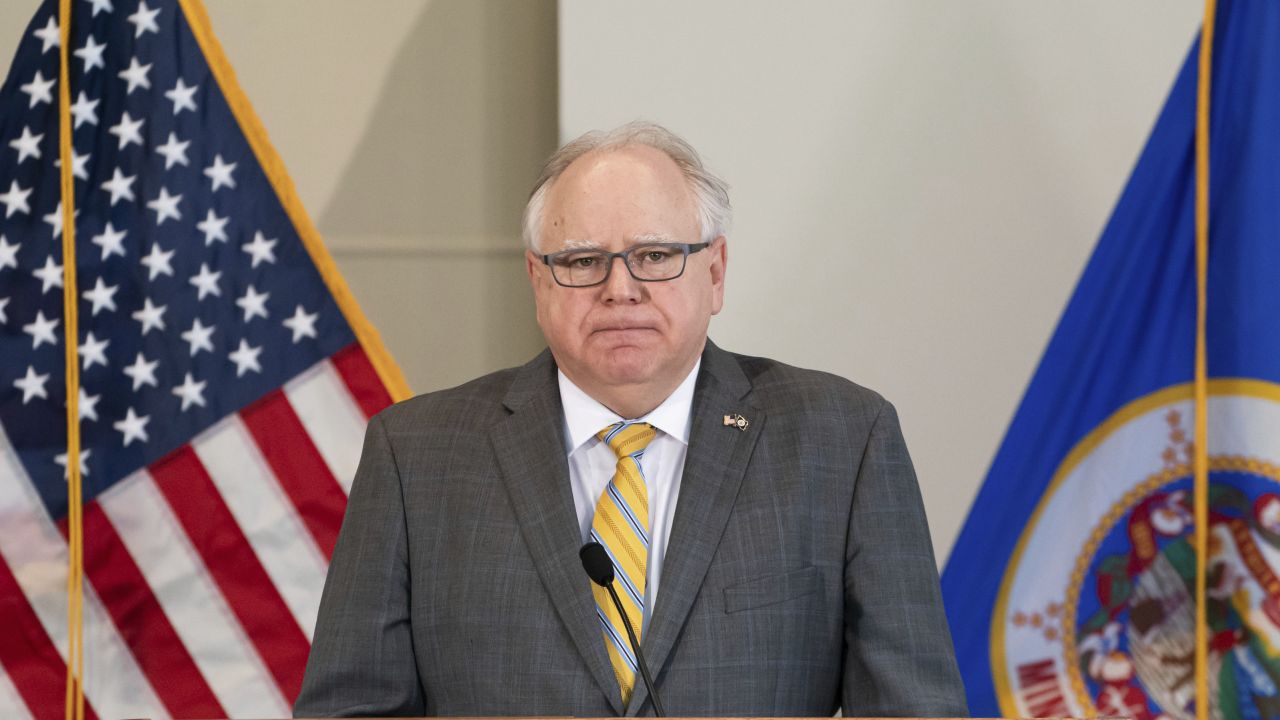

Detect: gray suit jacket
[294, 341, 967, 717]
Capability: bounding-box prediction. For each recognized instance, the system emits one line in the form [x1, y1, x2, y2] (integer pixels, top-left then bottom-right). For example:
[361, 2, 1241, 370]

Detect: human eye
[553, 252, 601, 268]
[634, 245, 679, 264]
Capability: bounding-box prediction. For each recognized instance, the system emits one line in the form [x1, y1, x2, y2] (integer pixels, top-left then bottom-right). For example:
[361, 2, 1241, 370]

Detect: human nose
[599, 254, 642, 303]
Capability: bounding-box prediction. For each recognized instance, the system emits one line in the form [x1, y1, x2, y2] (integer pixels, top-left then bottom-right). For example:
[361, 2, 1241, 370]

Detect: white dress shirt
[559, 361, 699, 633]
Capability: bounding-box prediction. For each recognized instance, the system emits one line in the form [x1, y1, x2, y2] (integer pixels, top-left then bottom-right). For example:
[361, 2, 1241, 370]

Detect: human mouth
[594, 324, 652, 332]
[591, 325, 658, 340]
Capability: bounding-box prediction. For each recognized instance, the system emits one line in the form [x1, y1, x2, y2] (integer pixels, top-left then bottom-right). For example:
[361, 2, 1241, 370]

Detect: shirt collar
[558, 359, 701, 455]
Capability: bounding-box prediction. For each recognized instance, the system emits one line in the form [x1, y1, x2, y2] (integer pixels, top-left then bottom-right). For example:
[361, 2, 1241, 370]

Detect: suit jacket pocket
[723, 565, 821, 614]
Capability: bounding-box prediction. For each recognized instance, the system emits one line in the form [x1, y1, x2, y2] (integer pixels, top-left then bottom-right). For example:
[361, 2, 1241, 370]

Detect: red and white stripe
[0, 344, 393, 719]
[0, 663, 33, 720]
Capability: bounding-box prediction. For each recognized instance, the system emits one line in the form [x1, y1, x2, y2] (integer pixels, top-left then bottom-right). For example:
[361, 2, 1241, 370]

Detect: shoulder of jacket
[371, 365, 521, 431]
[729, 351, 890, 416]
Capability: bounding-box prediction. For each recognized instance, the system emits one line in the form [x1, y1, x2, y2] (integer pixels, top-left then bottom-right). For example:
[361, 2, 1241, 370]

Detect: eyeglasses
[540, 242, 710, 288]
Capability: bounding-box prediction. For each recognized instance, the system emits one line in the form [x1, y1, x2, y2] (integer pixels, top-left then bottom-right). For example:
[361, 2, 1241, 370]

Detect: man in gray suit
[295, 122, 967, 718]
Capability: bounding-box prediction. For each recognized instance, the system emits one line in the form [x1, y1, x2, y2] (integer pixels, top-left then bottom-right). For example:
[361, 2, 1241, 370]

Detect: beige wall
[560, 1, 1204, 562]
[0, 0, 556, 394]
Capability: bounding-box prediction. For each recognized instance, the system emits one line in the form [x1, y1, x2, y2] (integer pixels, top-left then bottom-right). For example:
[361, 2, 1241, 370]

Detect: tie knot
[596, 421, 656, 458]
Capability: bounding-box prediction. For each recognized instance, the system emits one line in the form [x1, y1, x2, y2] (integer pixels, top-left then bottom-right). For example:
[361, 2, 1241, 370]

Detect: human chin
[585, 343, 663, 386]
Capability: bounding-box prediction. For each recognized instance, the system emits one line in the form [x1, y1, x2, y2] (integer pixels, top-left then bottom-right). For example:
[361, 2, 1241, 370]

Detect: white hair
[521, 120, 732, 252]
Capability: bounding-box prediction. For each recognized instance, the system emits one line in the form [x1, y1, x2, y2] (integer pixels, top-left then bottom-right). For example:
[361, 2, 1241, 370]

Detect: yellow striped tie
[591, 421, 656, 706]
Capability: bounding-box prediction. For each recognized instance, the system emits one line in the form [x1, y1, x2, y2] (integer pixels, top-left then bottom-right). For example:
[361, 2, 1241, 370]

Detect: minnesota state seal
[993, 381, 1280, 720]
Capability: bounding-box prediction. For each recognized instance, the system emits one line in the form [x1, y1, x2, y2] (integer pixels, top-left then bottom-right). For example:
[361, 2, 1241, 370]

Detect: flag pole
[1192, 1, 1216, 719]
[55, 0, 86, 718]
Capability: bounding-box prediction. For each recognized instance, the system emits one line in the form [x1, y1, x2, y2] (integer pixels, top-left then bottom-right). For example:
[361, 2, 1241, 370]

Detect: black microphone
[579, 542, 666, 717]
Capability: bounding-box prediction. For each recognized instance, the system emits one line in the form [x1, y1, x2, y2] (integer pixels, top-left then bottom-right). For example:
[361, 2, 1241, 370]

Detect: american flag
[0, 0, 407, 717]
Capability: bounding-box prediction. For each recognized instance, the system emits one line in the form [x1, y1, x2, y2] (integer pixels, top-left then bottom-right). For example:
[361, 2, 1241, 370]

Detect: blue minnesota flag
[943, 2, 1280, 720]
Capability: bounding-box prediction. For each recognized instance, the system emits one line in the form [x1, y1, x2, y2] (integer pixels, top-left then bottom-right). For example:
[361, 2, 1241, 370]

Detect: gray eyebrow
[631, 233, 675, 245]
[555, 234, 676, 252]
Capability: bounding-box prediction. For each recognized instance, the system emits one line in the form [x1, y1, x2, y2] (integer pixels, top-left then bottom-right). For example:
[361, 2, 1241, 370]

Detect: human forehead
[542, 146, 699, 243]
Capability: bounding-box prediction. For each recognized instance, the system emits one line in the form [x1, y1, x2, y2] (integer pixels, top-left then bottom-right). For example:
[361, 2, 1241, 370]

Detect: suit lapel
[490, 351, 624, 715]
[627, 341, 764, 717]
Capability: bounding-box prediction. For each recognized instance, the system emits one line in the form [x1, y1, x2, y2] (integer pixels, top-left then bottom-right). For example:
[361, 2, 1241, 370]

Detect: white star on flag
[127, 0, 161, 38]
[0, 236, 20, 270]
[146, 187, 183, 225]
[118, 57, 153, 95]
[155, 132, 190, 169]
[74, 35, 107, 72]
[108, 112, 145, 150]
[228, 339, 263, 377]
[189, 263, 221, 300]
[9, 126, 42, 164]
[204, 154, 237, 191]
[165, 78, 198, 114]
[43, 205, 60, 236]
[19, 70, 54, 108]
[0, 298, 8, 324]
[91, 222, 127, 260]
[82, 277, 120, 316]
[43, 201, 75, 239]
[172, 372, 207, 411]
[235, 285, 270, 322]
[77, 388, 101, 422]
[33, 16, 60, 53]
[22, 310, 59, 349]
[100, 167, 137, 205]
[84, 0, 113, 17]
[78, 332, 110, 370]
[196, 209, 228, 245]
[122, 352, 160, 390]
[0, 179, 32, 217]
[131, 298, 166, 335]
[243, 232, 277, 268]
[54, 449, 91, 479]
[181, 318, 215, 356]
[53, 150, 90, 181]
[70, 91, 100, 128]
[139, 243, 175, 280]
[113, 408, 151, 447]
[14, 366, 50, 404]
[33, 255, 64, 294]
[283, 305, 319, 343]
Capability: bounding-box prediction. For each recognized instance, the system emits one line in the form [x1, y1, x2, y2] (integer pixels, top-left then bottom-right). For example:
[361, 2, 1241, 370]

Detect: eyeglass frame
[539, 241, 711, 288]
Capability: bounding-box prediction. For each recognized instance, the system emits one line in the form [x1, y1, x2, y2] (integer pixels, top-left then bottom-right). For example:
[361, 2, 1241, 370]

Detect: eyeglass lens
[549, 244, 687, 286]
